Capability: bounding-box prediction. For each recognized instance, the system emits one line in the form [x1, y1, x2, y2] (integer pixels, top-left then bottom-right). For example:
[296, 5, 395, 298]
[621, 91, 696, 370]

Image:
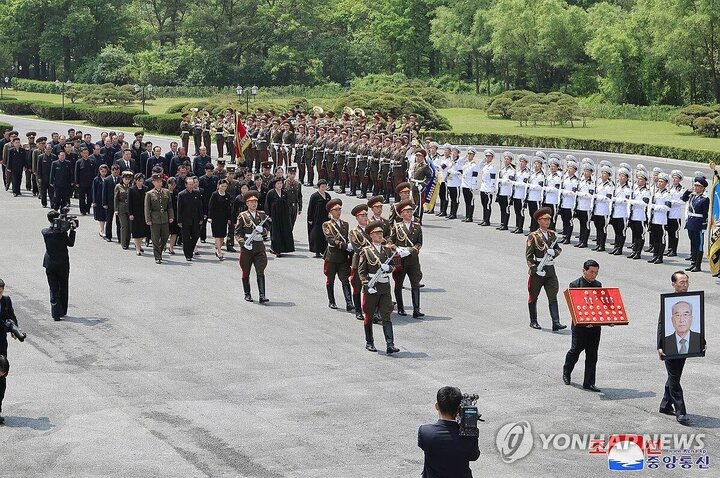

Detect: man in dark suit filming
[418, 386, 480, 478]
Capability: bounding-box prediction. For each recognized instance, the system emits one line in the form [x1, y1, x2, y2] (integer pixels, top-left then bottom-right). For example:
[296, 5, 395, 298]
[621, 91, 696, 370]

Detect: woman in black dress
[92, 164, 109, 239]
[128, 173, 149, 255]
[167, 177, 181, 255]
[207, 179, 232, 260]
[307, 179, 331, 258]
[265, 176, 295, 256]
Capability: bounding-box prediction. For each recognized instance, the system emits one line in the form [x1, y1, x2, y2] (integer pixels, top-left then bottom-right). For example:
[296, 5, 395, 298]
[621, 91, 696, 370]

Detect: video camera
[5, 319, 26, 342]
[457, 393, 483, 437]
[51, 206, 79, 233]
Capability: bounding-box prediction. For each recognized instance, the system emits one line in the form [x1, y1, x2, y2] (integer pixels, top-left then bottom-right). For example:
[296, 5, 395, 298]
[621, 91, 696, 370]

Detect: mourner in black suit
[563, 260, 604, 392]
[657, 271, 708, 426]
[0, 279, 19, 424]
[102, 166, 121, 241]
[41, 210, 76, 320]
[176, 177, 204, 260]
[418, 386, 480, 478]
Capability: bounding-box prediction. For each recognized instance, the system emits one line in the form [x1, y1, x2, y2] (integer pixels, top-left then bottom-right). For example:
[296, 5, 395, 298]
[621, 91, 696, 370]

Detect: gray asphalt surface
[0, 114, 718, 477]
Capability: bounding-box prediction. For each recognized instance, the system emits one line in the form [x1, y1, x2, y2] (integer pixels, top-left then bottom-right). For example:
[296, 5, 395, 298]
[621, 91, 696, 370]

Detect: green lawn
[3, 89, 202, 115]
[439, 108, 720, 153]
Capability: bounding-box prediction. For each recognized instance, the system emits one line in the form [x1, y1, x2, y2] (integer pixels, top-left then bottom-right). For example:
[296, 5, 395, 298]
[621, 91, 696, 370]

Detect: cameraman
[418, 386, 480, 478]
[42, 210, 76, 321]
[1, 278, 20, 425]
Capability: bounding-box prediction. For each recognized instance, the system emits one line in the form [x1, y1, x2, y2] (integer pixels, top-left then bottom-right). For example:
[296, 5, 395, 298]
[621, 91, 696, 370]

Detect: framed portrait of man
[660, 291, 705, 360]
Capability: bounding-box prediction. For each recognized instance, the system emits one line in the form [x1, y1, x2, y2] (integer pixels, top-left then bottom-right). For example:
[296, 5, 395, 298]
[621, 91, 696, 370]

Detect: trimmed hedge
[424, 131, 720, 164]
[0, 98, 145, 127]
[0, 121, 13, 131]
[12, 78, 94, 94]
[134, 114, 179, 135]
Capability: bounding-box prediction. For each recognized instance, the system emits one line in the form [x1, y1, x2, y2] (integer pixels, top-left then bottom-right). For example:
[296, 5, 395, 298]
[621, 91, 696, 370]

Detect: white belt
[688, 213, 703, 218]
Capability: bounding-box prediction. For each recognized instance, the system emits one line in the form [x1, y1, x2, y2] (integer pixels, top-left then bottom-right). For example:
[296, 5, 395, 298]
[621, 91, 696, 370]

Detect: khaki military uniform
[144, 187, 174, 261]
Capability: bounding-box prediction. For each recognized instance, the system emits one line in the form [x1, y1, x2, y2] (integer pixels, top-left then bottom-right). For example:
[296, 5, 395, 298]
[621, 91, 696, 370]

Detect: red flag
[234, 112, 251, 158]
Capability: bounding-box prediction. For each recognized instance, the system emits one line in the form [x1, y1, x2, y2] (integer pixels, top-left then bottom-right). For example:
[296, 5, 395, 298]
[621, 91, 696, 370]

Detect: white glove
[255, 225, 264, 233]
[380, 263, 390, 272]
[243, 242, 253, 251]
[346, 243, 353, 252]
[547, 249, 556, 257]
[398, 247, 411, 258]
[367, 287, 377, 295]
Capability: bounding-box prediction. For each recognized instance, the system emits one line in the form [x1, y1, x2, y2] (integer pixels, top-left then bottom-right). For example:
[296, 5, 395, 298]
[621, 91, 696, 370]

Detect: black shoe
[447, 214, 457, 219]
[648, 256, 658, 263]
[397, 309, 407, 316]
[437, 212, 446, 217]
[366, 343, 377, 352]
[226, 246, 237, 252]
[596, 247, 605, 252]
[155, 259, 162, 264]
[355, 311, 364, 321]
[685, 256, 693, 261]
[186, 257, 192, 261]
[592, 245, 600, 251]
[314, 253, 322, 258]
[496, 225, 508, 230]
[583, 384, 601, 392]
[529, 321, 542, 330]
[0, 416, 4, 425]
[552, 323, 567, 331]
[479, 221, 489, 226]
[194, 250, 200, 256]
[105, 238, 113, 242]
[563, 374, 570, 385]
[659, 408, 675, 416]
[53, 317, 63, 321]
[561, 238, 571, 245]
[676, 414, 689, 425]
[328, 303, 337, 310]
[612, 249, 624, 255]
[413, 310, 424, 318]
[244, 294, 253, 302]
[386, 344, 400, 354]
[259, 296, 269, 303]
[667, 251, 676, 257]
[689, 266, 701, 272]
[576, 242, 587, 249]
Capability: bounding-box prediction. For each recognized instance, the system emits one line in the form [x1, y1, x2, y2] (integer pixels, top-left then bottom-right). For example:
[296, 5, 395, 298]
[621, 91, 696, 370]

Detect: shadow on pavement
[688, 414, 720, 429]
[541, 328, 572, 335]
[2, 416, 54, 431]
[264, 301, 296, 307]
[387, 351, 430, 359]
[393, 315, 452, 325]
[62, 316, 110, 326]
[599, 388, 657, 400]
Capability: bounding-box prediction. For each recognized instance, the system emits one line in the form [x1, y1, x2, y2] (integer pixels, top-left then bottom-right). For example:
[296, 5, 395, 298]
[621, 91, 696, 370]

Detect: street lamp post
[0, 77, 9, 99]
[55, 79, 72, 120]
[134, 83, 154, 114]
[235, 85, 259, 115]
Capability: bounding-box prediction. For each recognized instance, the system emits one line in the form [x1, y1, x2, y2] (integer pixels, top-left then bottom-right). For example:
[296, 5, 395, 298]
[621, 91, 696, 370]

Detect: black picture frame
[659, 291, 705, 360]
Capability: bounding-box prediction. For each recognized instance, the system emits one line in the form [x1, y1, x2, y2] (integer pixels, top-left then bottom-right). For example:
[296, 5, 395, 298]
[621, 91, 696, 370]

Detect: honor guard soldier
[542, 156, 563, 230]
[574, 163, 595, 248]
[368, 195, 391, 237]
[591, 165, 614, 252]
[647, 173, 671, 263]
[389, 182, 413, 223]
[144, 173, 174, 263]
[526, 157, 546, 232]
[525, 207, 566, 331]
[460, 148, 480, 222]
[511, 155, 530, 233]
[558, 160, 579, 243]
[358, 220, 399, 353]
[478, 149, 497, 226]
[390, 199, 424, 318]
[322, 199, 354, 312]
[682, 176, 710, 272]
[284, 166, 303, 229]
[608, 167, 632, 255]
[627, 170, 652, 259]
[495, 151, 515, 230]
[235, 191, 270, 303]
[349, 204, 372, 321]
[445, 147, 464, 220]
[666, 170, 686, 257]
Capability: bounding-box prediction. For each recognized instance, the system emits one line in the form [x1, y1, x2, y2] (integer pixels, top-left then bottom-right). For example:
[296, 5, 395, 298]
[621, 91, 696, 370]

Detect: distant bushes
[672, 104, 720, 137]
[0, 98, 145, 127]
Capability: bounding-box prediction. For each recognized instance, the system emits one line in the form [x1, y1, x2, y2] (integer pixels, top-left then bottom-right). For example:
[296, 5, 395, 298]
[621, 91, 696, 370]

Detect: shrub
[30, 102, 91, 120]
[0, 121, 13, 131]
[11, 78, 94, 94]
[0, 99, 40, 115]
[330, 91, 450, 130]
[84, 108, 147, 126]
[488, 90, 581, 126]
[673, 104, 720, 135]
[134, 114, 181, 135]
[423, 131, 720, 164]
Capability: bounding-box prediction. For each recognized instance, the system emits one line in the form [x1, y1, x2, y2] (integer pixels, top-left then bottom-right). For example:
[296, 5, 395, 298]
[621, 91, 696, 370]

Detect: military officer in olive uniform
[235, 191, 270, 303]
[358, 220, 399, 354]
[390, 199, 424, 318]
[284, 166, 303, 229]
[322, 198, 354, 312]
[144, 173, 174, 264]
[349, 203, 372, 321]
[525, 207, 567, 331]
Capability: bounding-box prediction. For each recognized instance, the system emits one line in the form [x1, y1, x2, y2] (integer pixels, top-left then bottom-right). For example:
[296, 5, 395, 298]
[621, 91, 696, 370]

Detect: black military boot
[690, 251, 703, 272]
[652, 244, 665, 264]
[257, 276, 269, 303]
[395, 288, 407, 316]
[613, 238, 625, 255]
[364, 323, 376, 352]
[411, 288, 424, 318]
[327, 284, 337, 309]
[383, 322, 400, 354]
[342, 284, 354, 312]
[528, 302, 541, 329]
[550, 302, 566, 331]
[242, 278, 253, 302]
[353, 293, 364, 320]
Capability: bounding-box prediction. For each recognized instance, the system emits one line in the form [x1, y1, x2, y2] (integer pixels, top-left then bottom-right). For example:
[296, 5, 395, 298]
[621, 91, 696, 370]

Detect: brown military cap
[244, 191, 260, 201]
[36, 137, 47, 143]
[261, 161, 273, 169]
[415, 149, 427, 158]
[395, 182, 411, 194]
[325, 198, 343, 212]
[365, 220, 384, 235]
[396, 199, 414, 212]
[533, 207, 553, 221]
[351, 204, 368, 216]
[26, 131, 36, 137]
[151, 173, 163, 181]
[367, 195, 384, 208]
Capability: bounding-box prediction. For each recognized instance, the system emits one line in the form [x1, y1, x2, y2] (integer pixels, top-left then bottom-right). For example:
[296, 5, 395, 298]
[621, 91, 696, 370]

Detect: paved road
[0, 114, 719, 477]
